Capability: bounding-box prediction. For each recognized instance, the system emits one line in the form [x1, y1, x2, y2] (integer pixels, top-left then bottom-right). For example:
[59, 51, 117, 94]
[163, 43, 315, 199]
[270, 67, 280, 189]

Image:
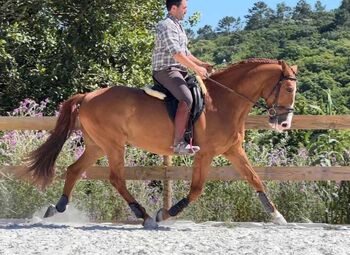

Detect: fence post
[163, 156, 173, 210]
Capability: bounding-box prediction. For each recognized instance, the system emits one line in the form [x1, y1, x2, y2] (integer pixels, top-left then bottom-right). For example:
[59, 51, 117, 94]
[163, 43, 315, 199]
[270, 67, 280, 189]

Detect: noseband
[206, 74, 297, 117]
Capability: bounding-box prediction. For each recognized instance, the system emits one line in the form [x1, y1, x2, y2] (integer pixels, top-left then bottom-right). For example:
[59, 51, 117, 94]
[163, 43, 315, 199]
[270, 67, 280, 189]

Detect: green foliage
[197, 25, 216, 40]
[292, 0, 313, 20]
[216, 16, 241, 34]
[244, 1, 274, 30]
[0, 0, 163, 114]
[335, 0, 350, 27]
[191, 1, 350, 114]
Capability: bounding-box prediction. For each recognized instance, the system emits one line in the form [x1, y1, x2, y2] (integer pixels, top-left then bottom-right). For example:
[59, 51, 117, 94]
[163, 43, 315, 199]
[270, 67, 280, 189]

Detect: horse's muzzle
[269, 112, 293, 131]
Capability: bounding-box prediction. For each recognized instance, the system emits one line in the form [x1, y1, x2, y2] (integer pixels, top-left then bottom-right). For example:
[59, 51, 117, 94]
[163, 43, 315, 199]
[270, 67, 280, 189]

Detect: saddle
[143, 75, 205, 144]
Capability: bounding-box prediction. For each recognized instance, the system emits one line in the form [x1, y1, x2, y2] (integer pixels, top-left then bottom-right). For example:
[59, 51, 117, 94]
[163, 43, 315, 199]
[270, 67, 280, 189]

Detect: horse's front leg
[223, 145, 287, 225]
[156, 153, 213, 222]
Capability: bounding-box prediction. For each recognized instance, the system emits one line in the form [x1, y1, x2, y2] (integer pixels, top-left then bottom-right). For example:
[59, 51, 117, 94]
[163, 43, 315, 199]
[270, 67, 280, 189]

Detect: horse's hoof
[56, 194, 69, 213]
[155, 208, 164, 222]
[143, 217, 158, 229]
[43, 204, 58, 218]
[156, 208, 170, 222]
[271, 210, 287, 225]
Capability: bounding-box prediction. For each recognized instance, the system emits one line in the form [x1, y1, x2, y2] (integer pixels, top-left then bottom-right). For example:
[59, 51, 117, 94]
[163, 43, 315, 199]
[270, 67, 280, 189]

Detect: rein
[206, 75, 297, 118]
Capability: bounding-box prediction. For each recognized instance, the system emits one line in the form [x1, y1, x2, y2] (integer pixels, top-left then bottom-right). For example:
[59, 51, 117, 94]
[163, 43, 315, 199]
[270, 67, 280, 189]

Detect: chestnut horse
[27, 58, 297, 228]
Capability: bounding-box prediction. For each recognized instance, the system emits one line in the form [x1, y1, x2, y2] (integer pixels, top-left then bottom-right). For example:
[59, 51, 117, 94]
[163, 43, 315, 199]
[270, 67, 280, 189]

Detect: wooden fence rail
[1, 115, 350, 209]
[2, 165, 350, 181]
[1, 115, 350, 130]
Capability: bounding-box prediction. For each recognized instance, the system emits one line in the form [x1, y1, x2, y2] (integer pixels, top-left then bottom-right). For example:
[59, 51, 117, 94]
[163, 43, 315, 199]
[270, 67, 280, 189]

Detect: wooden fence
[1, 115, 350, 209]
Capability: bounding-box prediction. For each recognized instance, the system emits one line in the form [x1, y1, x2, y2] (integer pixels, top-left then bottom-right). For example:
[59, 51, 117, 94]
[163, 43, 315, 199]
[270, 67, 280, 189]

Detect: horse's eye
[286, 87, 294, 93]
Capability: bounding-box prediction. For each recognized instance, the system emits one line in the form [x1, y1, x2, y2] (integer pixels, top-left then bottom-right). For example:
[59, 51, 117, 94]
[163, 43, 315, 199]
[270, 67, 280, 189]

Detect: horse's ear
[291, 65, 298, 74]
[281, 61, 288, 76]
[282, 61, 297, 76]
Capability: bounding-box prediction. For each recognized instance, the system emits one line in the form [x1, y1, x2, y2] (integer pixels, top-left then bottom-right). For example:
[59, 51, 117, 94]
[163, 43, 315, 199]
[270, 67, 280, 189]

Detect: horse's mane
[211, 58, 281, 78]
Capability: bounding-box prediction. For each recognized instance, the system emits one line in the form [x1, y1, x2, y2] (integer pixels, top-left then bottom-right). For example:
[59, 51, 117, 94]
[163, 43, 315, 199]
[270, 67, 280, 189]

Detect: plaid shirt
[152, 14, 191, 71]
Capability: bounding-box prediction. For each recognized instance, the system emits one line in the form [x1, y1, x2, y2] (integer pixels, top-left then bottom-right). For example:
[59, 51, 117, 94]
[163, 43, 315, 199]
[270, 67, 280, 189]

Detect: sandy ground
[0, 208, 349, 255]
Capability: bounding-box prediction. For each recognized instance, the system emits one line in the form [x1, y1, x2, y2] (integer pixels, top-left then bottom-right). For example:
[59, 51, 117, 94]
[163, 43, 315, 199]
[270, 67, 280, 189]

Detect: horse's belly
[125, 101, 175, 155]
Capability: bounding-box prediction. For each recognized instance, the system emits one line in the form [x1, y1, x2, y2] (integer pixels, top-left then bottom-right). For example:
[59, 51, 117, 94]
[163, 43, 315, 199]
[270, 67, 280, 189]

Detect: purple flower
[39, 98, 50, 112]
[267, 148, 288, 166]
[81, 171, 88, 179]
[36, 131, 46, 139]
[10, 139, 17, 147]
[149, 195, 159, 205]
[75, 146, 84, 160]
[23, 98, 31, 105]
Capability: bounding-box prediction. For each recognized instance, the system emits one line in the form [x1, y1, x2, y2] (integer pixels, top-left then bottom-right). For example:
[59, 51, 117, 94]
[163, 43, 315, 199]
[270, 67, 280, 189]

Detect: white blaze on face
[269, 88, 296, 132]
[269, 112, 294, 132]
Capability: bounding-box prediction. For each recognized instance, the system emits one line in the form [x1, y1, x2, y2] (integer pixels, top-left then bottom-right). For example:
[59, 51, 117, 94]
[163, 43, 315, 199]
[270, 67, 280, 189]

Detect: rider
[152, 0, 212, 155]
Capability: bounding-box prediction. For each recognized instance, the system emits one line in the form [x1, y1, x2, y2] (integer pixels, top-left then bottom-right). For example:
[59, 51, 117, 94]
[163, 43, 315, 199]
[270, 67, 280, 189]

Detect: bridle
[206, 74, 297, 118]
[264, 75, 297, 118]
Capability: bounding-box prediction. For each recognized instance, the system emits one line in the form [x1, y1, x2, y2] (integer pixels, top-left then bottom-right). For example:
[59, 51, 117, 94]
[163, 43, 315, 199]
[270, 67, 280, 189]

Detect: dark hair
[166, 0, 182, 11]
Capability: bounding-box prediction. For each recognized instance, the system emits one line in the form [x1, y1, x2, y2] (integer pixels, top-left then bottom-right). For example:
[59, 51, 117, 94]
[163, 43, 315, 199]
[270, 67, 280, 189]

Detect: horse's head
[262, 61, 298, 131]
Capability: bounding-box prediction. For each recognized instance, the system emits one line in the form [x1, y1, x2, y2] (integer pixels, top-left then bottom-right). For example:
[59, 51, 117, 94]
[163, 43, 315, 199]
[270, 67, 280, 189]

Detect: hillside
[189, 0, 350, 114]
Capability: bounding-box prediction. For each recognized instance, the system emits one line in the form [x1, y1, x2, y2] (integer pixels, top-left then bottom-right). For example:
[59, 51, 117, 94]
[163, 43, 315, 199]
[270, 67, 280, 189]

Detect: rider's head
[166, 0, 187, 20]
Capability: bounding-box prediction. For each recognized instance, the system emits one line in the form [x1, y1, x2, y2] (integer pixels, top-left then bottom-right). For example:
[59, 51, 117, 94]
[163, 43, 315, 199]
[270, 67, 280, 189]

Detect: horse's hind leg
[223, 145, 287, 225]
[106, 145, 157, 228]
[44, 136, 103, 218]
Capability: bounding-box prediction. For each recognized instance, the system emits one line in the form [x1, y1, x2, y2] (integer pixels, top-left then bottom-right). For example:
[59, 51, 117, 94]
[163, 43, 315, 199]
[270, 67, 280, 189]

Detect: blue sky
[187, 0, 342, 30]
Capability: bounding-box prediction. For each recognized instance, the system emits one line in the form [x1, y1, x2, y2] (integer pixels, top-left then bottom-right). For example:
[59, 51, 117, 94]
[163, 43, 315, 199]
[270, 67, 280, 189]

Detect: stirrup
[173, 141, 200, 155]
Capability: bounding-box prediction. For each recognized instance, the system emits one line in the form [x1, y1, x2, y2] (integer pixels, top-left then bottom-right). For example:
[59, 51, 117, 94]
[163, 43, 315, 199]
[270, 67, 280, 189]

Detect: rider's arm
[173, 52, 207, 79]
[173, 52, 201, 72]
[188, 54, 214, 73]
[187, 54, 206, 66]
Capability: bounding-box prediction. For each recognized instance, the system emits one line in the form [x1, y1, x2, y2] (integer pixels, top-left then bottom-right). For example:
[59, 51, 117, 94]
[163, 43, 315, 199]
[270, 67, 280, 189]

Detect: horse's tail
[27, 93, 86, 189]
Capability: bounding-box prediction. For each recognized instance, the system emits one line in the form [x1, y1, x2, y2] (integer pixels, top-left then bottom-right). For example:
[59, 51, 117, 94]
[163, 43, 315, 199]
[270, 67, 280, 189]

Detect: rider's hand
[194, 65, 208, 80]
[201, 62, 214, 73]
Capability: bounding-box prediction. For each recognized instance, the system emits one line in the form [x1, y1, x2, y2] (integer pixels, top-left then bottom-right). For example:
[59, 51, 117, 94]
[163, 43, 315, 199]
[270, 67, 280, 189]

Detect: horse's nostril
[281, 123, 288, 128]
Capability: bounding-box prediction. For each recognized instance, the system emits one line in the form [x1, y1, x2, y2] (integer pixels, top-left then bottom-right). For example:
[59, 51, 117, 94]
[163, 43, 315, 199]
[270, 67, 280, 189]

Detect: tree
[312, 0, 335, 28]
[216, 16, 241, 34]
[292, 0, 312, 20]
[275, 2, 292, 21]
[0, 0, 163, 114]
[184, 12, 200, 40]
[335, 0, 350, 27]
[245, 1, 274, 30]
[314, 0, 326, 13]
[197, 25, 216, 40]
[185, 28, 195, 40]
[187, 11, 201, 27]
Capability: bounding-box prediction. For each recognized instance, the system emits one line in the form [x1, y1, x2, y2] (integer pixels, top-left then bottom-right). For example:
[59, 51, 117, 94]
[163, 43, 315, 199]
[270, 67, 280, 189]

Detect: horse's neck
[208, 63, 280, 121]
[213, 63, 281, 101]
